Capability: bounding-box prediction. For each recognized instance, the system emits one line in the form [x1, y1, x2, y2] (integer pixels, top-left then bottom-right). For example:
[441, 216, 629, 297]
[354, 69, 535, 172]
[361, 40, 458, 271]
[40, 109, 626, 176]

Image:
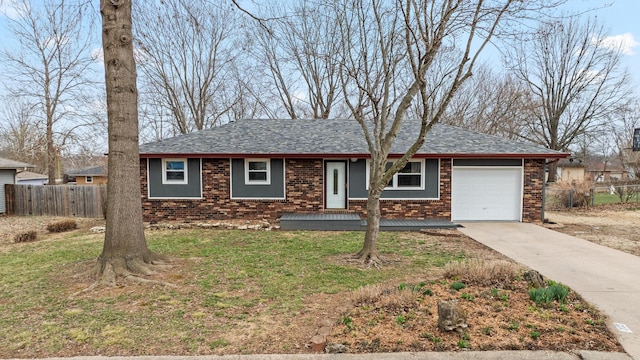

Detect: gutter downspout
[542, 162, 547, 222]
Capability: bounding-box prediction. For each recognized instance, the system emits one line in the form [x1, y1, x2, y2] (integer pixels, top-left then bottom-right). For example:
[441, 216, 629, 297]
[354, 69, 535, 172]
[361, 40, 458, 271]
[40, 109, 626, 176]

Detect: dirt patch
[546, 208, 640, 256]
[329, 280, 622, 353]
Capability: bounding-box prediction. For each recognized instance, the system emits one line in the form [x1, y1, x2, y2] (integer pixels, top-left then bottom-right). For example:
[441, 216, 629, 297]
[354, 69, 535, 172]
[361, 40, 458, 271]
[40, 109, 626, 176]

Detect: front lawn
[0, 225, 622, 357]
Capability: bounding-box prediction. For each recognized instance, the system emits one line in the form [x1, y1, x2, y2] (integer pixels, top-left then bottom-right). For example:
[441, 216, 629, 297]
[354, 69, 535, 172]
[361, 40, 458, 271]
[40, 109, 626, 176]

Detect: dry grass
[350, 283, 417, 311]
[442, 259, 522, 287]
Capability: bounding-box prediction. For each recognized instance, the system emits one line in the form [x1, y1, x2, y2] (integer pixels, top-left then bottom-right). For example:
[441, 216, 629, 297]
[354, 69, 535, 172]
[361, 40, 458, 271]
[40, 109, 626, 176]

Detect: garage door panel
[452, 168, 522, 221]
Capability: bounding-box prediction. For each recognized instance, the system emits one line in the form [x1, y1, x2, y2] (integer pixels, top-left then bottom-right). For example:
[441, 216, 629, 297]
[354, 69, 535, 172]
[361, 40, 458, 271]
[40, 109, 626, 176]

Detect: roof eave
[69, 174, 107, 177]
[140, 152, 570, 159]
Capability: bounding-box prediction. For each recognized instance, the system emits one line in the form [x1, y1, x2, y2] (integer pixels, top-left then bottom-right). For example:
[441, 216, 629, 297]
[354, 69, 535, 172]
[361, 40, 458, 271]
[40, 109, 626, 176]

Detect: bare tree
[227, 66, 271, 121]
[507, 17, 631, 182]
[95, 0, 168, 286]
[333, 0, 565, 265]
[0, 100, 48, 173]
[250, 0, 345, 119]
[134, 0, 241, 135]
[610, 100, 640, 179]
[0, 0, 98, 184]
[441, 65, 529, 140]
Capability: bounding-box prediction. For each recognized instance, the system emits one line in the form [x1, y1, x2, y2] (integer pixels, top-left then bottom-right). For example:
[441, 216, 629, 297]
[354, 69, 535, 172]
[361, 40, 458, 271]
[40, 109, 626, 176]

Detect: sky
[0, 0, 639, 100]
[566, 0, 640, 92]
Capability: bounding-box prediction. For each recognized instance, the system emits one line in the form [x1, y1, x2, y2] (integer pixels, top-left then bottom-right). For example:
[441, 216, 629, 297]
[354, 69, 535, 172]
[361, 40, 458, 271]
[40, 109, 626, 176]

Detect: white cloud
[90, 47, 104, 64]
[0, 0, 29, 20]
[90, 46, 151, 66]
[600, 33, 640, 55]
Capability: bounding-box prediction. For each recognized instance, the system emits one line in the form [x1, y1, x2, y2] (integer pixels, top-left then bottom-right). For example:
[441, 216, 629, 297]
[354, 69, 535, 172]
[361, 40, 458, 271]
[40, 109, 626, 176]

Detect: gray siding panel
[453, 159, 522, 167]
[148, 158, 202, 198]
[349, 159, 439, 199]
[231, 159, 285, 198]
[348, 160, 367, 199]
[0, 169, 16, 213]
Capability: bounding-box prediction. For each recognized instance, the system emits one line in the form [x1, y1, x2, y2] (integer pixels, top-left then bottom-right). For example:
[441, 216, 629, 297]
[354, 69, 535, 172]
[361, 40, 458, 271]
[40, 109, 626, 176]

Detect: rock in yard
[437, 300, 467, 333]
[524, 269, 546, 288]
[309, 335, 326, 352]
[90, 226, 106, 234]
[325, 343, 347, 354]
[317, 326, 332, 336]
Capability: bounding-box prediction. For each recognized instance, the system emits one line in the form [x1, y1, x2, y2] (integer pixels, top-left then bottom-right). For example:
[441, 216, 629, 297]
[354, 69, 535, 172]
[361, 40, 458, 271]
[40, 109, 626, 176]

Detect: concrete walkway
[459, 222, 640, 360]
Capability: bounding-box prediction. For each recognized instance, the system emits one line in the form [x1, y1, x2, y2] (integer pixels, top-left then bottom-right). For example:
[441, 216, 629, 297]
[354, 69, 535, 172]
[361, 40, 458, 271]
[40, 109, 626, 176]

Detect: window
[245, 159, 270, 184]
[367, 159, 425, 190]
[394, 161, 422, 188]
[85, 176, 93, 183]
[162, 158, 188, 184]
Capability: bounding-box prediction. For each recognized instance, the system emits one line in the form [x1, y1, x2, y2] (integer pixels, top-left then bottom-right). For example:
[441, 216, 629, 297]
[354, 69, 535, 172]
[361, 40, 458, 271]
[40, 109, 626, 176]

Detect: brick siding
[142, 158, 324, 222]
[522, 158, 545, 223]
[141, 157, 544, 223]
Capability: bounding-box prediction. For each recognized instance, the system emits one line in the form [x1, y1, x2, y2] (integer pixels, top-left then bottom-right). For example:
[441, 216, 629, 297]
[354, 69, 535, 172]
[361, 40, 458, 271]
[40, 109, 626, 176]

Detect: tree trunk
[97, 0, 165, 284]
[46, 122, 55, 185]
[358, 189, 382, 265]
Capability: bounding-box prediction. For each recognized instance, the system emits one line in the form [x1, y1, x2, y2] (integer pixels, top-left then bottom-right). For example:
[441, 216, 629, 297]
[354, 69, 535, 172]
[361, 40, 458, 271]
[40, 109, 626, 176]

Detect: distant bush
[611, 180, 640, 203]
[555, 181, 592, 208]
[14, 230, 37, 243]
[46, 219, 77, 233]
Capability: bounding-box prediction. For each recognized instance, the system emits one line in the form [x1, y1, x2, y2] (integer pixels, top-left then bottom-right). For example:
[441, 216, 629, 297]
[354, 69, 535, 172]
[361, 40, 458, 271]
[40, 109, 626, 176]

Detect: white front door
[326, 161, 347, 209]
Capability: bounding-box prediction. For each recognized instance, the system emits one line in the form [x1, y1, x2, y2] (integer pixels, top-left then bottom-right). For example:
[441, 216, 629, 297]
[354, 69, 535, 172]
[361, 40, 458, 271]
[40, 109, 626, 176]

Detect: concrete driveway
[459, 222, 640, 360]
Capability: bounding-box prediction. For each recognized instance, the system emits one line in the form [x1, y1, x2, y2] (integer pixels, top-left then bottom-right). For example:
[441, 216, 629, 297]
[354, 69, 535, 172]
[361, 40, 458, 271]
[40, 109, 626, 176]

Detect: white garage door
[452, 167, 522, 221]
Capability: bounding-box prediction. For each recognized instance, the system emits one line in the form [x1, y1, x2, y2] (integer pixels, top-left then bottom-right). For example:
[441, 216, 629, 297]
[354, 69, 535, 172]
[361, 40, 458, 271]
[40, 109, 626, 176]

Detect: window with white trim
[367, 159, 425, 190]
[162, 158, 187, 184]
[393, 161, 422, 188]
[85, 176, 93, 183]
[245, 159, 270, 184]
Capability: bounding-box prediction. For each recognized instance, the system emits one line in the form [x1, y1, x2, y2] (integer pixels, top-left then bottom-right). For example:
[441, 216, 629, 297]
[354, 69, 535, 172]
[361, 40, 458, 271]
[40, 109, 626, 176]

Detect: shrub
[46, 219, 77, 233]
[528, 282, 570, 306]
[14, 230, 37, 243]
[611, 180, 640, 203]
[554, 181, 592, 208]
[450, 282, 466, 291]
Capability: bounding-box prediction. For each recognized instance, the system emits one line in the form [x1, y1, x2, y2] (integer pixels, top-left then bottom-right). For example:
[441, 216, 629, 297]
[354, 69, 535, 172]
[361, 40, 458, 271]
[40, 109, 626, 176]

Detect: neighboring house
[586, 162, 629, 183]
[16, 171, 48, 185]
[0, 157, 33, 214]
[138, 119, 568, 224]
[66, 166, 108, 185]
[555, 158, 586, 183]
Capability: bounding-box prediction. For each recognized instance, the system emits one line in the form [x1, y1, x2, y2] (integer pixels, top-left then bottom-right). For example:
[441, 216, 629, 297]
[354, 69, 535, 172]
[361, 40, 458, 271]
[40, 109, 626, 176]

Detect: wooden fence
[4, 184, 107, 218]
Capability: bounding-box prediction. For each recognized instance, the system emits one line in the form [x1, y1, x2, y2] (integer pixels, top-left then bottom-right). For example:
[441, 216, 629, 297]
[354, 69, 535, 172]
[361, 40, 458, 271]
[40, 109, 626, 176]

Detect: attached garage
[451, 160, 523, 221]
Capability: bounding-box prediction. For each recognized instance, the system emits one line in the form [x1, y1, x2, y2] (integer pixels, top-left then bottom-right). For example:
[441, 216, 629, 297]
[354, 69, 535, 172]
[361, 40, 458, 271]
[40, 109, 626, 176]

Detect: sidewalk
[459, 222, 640, 360]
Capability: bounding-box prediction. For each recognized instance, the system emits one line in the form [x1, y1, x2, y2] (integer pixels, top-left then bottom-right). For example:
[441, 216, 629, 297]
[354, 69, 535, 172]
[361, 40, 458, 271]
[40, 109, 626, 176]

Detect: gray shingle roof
[16, 171, 48, 180]
[139, 119, 567, 158]
[0, 157, 33, 169]
[67, 166, 107, 176]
